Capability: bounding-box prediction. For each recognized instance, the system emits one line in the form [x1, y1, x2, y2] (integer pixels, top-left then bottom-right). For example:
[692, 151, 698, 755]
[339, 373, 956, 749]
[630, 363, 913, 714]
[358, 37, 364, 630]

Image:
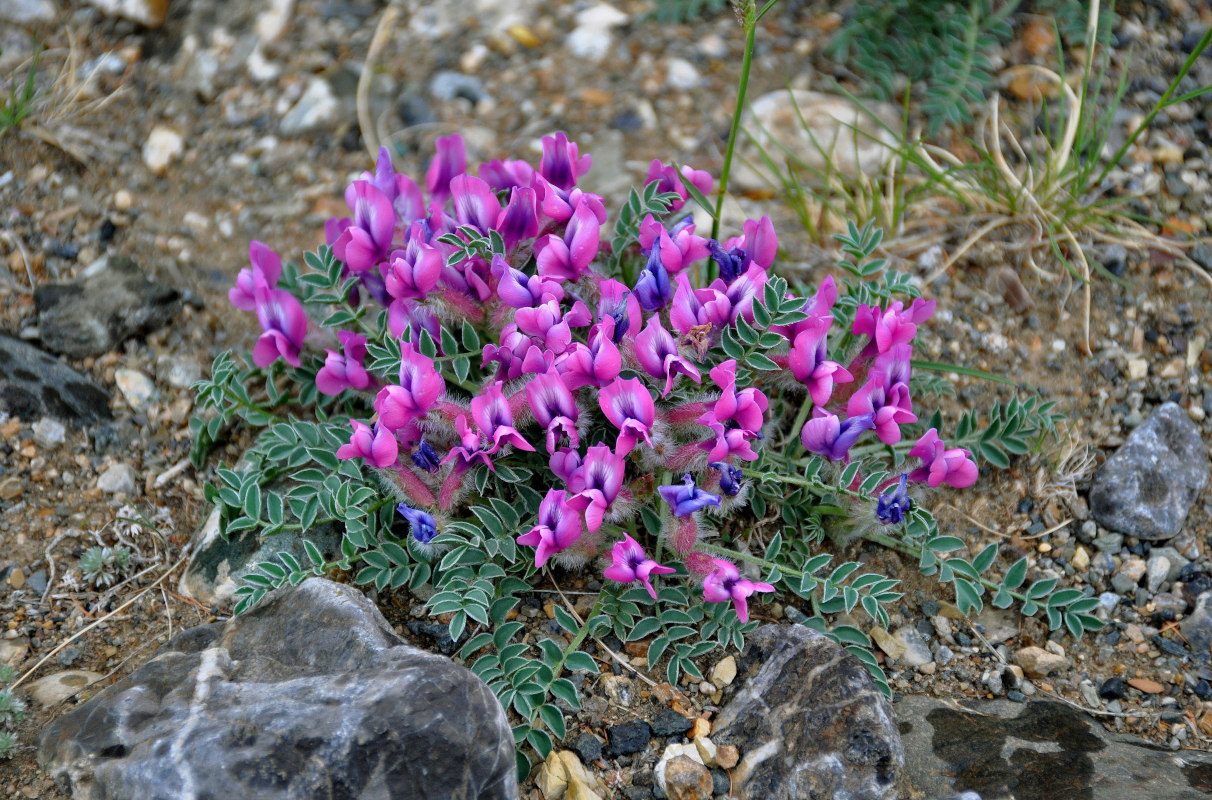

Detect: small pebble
[143, 126, 184, 175]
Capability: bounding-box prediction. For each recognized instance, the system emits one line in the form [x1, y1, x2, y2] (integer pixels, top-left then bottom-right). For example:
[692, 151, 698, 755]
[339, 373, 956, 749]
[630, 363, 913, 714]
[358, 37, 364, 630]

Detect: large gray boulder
[1089, 402, 1208, 541]
[40, 578, 518, 800]
[712, 624, 903, 800]
[0, 335, 111, 426]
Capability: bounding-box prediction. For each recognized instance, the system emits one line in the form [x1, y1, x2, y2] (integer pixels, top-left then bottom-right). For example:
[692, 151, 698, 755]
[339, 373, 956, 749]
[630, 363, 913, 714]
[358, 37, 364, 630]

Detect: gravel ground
[1, 1, 1211, 798]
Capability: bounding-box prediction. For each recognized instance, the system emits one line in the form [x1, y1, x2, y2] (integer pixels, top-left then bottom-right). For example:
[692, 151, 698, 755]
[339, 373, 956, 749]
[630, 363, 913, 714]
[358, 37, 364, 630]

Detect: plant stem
[552, 599, 602, 676]
[710, 1, 760, 248]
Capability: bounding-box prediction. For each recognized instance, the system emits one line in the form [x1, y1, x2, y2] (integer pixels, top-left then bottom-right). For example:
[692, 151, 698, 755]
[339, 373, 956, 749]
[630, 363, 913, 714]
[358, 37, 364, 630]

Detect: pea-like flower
[316, 331, 371, 396]
[645, 160, 712, 213]
[425, 133, 466, 203]
[800, 412, 874, 461]
[410, 438, 442, 473]
[603, 533, 675, 600]
[336, 420, 398, 468]
[634, 241, 673, 311]
[702, 558, 774, 623]
[567, 443, 626, 532]
[361, 145, 425, 223]
[599, 378, 656, 456]
[451, 174, 501, 236]
[538, 131, 592, 191]
[635, 315, 701, 397]
[557, 317, 622, 389]
[472, 381, 534, 454]
[252, 285, 308, 368]
[526, 367, 580, 453]
[496, 186, 540, 252]
[385, 240, 443, 301]
[709, 462, 744, 496]
[787, 318, 852, 407]
[659, 474, 720, 517]
[876, 474, 912, 524]
[332, 180, 396, 274]
[397, 503, 438, 544]
[517, 489, 584, 568]
[852, 298, 936, 354]
[229, 240, 281, 311]
[907, 429, 978, 488]
[374, 343, 446, 431]
[535, 198, 601, 281]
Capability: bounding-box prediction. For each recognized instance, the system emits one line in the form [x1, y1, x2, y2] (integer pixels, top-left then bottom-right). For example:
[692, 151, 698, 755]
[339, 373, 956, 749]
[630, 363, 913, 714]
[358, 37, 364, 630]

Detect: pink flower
[252, 285, 308, 368]
[852, 298, 936, 354]
[441, 414, 496, 472]
[385, 240, 443, 301]
[517, 489, 584, 568]
[515, 296, 593, 355]
[800, 412, 874, 461]
[603, 533, 675, 600]
[700, 420, 761, 463]
[426, 133, 466, 203]
[645, 160, 713, 213]
[472, 381, 534, 454]
[597, 278, 641, 343]
[702, 558, 774, 623]
[535, 198, 601, 281]
[635, 315, 701, 397]
[670, 273, 731, 335]
[538, 131, 591, 191]
[333, 180, 397, 273]
[361, 145, 425, 223]
[316, 331, 371, 395]
[491, 255, 564, 309]
[387, 298, 440, 343]
[374, 343, 445, 430]
[479, 158, 537, 191]
[535, 177, 607, 225]
[846, 347, 916, 445]
[709, 264, 768, 325]
[451, 173, 502, 235]
[566, 443, 626, 532]
[549, 447, 582, 484]
[496, 186, 540, 252]
[599, 378, 656, 456]
[557, 318, 622, 389]
[482, 324, 551, 381]
[638, 215, 709, 275]
[526, 367, 579, 453]
[229, 240, 282, 311]
[907, 429, 978, 488]
[336, 420, 398, 468]
[787, 319, 852, 407]
[698, 360, 767, 435]
[772, 276, 837, 342]
[721, 215, 778, 271]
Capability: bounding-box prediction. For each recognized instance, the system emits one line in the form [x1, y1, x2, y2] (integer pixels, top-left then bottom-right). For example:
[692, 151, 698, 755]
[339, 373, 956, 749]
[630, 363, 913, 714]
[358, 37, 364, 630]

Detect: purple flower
[538, 131, 591, 191]
[557, 318, 622, 389]
[635, 315, 701, 397]
[397, 503, 438, 544]
[603, 533, 675, 600]
[387, 298, 441, 344]
[634, 242, 672, 311]
[425, 133, 466, 203]
[337, 420, 398, 468]
[479, 158, 536, 191]
[907, 429, 978, 488]
[229, 240, 282, 311]
[316, 331, 371, 396]
[719, 215, 778, 273]
[876, 474, 912, 525]
[441, 414, 497, 472]
[411, 438, 442, 473]
[845, 351, 917, 445]
[599, 377, 656, 456]
[698, 360, 767, 435]
[252, 286, 308, 368]
[517, 489, 584, 568]
[638, 215, 709, 275]
[597, 279, 641, 343]
[659, 474, 721, 517]
[700, 420, 760, 463]
[709, 264, 768, 325]
[333, 180, 397, 273]
[535, 198, 601, 281]
[787, 319, 852, 407]
[535, 178, 607, 225]
[670, 273, 731, 335]
[496, 186, 540, 252]
[362, 145, 425, 223]
[385, 240, 443, 301]
[567, 443, 626, 532]
[451, 173, 502, 235]
[374, 343, 446, 431]
[709, 461, 744, 496]
[549, 447, 582, 484]
[800, 412, 874, 461]
[702, 558, 774, 623]
[515, 296, 593, 355]
[472, 381, 534, 454]
[491, 255, 563, 309]
[526, 367, 580, 453]
[645, 160, 712, 213]
[852, 298, 936, 354]
[482, 323, 550, 381]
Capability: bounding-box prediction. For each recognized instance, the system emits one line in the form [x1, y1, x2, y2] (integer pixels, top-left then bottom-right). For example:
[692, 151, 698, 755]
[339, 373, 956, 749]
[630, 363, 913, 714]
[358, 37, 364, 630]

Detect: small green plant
[79, 546, 133, 587]
[0, 666, 23, 759]
[0, 45, 40, 137]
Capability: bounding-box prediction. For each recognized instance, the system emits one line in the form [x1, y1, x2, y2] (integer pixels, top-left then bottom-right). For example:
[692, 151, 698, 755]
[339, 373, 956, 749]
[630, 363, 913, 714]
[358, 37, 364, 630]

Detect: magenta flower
[497, 186, 540, 252]
[538, 131, 592, 191]
[800, 412, 874, 461]
[441, 414, 496, 472]
[699, 360, 767, 435]
[846, 348, 917, 445]
[252, 285, 308, 368]
[597, 279, 641, 343]
[700, 420, 761, 462]
[557, 318, 622, 389]
[603, 533, 675, 600]
[670, 273, 731, 335]
[549, 447, 582, 484]
[535, 198, 601, 281]
[316, 331, 371, 396]
[852, 298, 936, 354]
[515, 296, 593, 355]
[787, 319, 852, 407]
[491, 255, 563, 309]
[659, 474, 721, 517]
[517, 489, 585, 568]
[387, 298, 441, 344]
[525, 367, 580, 453]
[907, 429, 978, 488]
[425, 133, 466, 203]
[635, 315, 701, 397]
[336, 420, 398, 468]
[451, 174, 502, 235]
[535, 177, 607, 225]
[773, 276, 838, 342]
[385, 240, 443, 301]
[718, 215, 778, 275]
[472, 381, 534, 454]
[229, 240, 282, 311]
[634, 244, 673, 312]
[479, 158, 537, 191]
[333, 180, 397, 273]
[567, 443, 626, 532]
[482, 323, 551, 381]
[702, 558, 774, 623]
[599, 377, 656, 456]
[645, 160, 712, 213]
[374, 343, 446, 430]
[709, 264, 768, 325]
[638, 215, 709, 275]
[362, 145, 425, 223]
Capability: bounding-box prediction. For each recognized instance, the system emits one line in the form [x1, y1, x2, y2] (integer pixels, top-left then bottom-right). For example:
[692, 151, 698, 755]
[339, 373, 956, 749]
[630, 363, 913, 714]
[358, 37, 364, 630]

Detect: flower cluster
[230, 133, 977, 623]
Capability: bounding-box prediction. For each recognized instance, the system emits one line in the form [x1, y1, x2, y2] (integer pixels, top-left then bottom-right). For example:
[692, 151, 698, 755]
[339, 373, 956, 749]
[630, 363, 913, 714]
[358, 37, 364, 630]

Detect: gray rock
[0, 335, 111, 426]
[1093, 532, 1123, 553]
[429, 71, 486, 106]
[893, 626, 934, 667]
[35, 256, 182, 359]
[0, 0, 56, 24]
[1180, 591, 1212, 670]
[279, 77, 340, 136]
[155, 354, 202, 390]
[1089, 402, 1209, 541]
[896, 694, 1212, 800]
[1146, 555, 1172, 594]
[96, 463, 136, 494]
[32, 417, 66, 448]
[40, 579, 517, 800]
[1111, 556, 1147, 594]
[713, 624, 902, 800]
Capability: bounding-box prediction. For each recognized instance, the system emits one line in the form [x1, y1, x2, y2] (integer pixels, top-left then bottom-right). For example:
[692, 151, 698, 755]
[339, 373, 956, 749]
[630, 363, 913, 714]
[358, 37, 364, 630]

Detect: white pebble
[142, 126, 184, 175]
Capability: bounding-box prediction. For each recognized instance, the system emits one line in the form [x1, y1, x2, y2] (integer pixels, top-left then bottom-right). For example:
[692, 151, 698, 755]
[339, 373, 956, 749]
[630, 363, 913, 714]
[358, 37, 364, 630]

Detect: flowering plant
[193, 131, 1085, 774]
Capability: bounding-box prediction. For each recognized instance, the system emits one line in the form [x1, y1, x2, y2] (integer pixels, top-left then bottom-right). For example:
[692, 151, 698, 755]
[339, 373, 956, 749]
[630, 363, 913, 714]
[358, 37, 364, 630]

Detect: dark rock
[1192, 244, 1212, 273]
[1089, 402, 1209, 541]
[1194, 680, 1212, 701]
[609, 110, 644, 131]
[713, 624, 902, 800]
[709, 767, 730, 795]
[0, 335, 111, 427]
[1099, 677, 1127, 699]
[651, 708, 694, 737]
[35, 256, 182, 358]
[429, 71, 485, 106]
[40, 579, 517, 800]
[607, 721, 652, 756]
[897, 695, 1212, 800]
[1180, 592, 1212, 670]
[572, 732, 603, 764]
[623, 786, 653, 800]
[405, 620, 467, 655]
[1152, 634, 1192, 660]
[1006, 689, 1026, 702]
[397, 92, 436, 127]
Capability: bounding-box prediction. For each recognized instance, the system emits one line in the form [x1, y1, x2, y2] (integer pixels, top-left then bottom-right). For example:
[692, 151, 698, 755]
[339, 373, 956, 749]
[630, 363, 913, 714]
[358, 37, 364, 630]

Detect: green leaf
[1002, 556, 1028, 590]
[972, 543, 998, 574]
[954, 579, 982, 615]
[564, 652, 599, 673]
[538, 705, 566, 739]
[553, 605, 580, 635]
[462, 320, 481, 351]
[926, 536, 965, 553]
[1027, 578, 1058, 600]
